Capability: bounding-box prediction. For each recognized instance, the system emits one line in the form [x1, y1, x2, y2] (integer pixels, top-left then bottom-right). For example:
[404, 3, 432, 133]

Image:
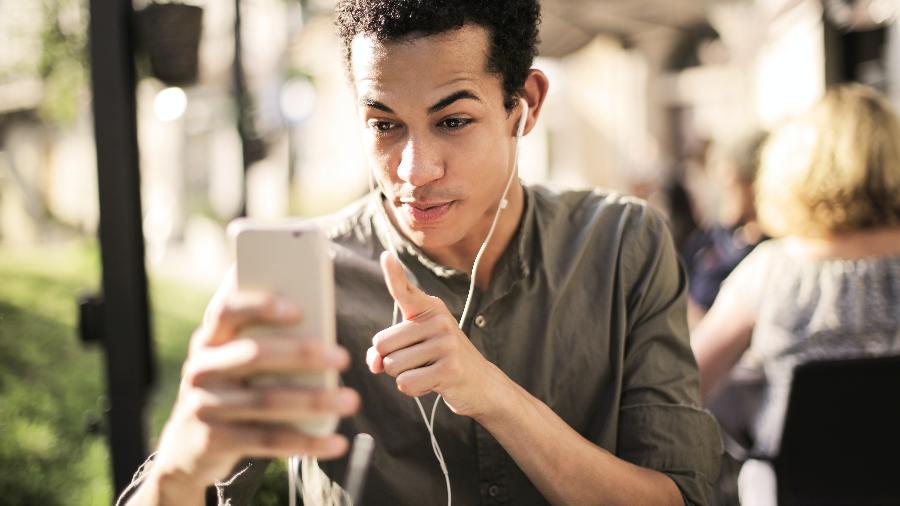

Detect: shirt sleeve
[617, 204, 724, 506]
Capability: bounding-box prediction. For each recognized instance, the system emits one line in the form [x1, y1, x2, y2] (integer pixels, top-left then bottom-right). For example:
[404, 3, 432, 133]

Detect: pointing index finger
[380, 251, 436, 320]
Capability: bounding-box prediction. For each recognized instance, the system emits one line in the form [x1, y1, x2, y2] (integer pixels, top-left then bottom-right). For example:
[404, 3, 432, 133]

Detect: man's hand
[129, 273, 360, 505]
[365, 251, 507, 419]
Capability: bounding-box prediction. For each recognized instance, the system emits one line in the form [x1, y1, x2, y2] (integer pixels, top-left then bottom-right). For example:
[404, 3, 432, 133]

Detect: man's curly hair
[335, 0, 541, 110]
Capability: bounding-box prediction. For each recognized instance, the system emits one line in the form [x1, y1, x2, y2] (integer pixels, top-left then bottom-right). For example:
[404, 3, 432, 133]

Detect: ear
[518, 69, 550, 137]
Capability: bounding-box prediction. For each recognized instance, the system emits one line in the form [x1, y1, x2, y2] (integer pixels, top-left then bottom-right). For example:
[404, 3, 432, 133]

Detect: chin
[402, 223, 466, 250]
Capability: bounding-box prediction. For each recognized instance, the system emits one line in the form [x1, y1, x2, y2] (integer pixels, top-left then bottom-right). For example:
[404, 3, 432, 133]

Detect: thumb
[380, 251, 434, 320]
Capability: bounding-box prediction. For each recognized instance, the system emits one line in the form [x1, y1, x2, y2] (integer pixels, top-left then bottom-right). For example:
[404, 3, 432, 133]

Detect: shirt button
[474, 315, 487, 328]
[488, 484, 499, 497]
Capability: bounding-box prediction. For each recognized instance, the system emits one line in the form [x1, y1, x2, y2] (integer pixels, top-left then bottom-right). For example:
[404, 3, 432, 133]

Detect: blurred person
[120, 1, 722, 505]
[682, 132, 768, 328]
[664, 175, 700, 253]
[681, 138, 717, 230]
[692, 83, 900, 504]
[666, 138, 714, 255]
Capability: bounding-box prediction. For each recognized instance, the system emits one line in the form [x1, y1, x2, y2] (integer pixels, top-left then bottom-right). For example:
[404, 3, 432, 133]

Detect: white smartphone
[228, 219, 339, 437]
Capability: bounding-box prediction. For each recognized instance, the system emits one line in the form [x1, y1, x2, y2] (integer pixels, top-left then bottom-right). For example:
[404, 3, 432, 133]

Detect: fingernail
[326, 347, 348, 365]
[332, 390, 357, 410]
[325, 436, 348, 455]
[274, 298, 299, 319]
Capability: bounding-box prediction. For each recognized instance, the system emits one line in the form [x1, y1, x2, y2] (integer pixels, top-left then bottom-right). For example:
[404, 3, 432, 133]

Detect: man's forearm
[474, 370, 684, 506]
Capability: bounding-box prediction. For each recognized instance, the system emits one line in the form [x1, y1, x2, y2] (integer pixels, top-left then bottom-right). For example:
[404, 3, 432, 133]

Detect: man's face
[350, 24, 519, 252]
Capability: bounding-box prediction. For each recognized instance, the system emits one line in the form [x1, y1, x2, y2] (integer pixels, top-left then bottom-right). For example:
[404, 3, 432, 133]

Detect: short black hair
[335, 0, 541, 110]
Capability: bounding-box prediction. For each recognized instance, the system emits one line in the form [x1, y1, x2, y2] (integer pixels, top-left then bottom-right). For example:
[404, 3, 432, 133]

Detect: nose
[396, 136, 444, 187]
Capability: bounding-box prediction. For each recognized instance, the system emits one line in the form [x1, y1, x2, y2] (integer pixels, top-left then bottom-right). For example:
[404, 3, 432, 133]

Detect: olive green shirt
[122, 184, 722, 505]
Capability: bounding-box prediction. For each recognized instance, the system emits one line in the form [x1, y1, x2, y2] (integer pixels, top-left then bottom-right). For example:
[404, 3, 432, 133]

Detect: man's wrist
[139, 465, 207, 506]
[471, 361, 524, 428]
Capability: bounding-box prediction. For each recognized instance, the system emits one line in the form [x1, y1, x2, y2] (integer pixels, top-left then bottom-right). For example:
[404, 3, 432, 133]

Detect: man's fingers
[211, 422, 349, 459]
[372, 317, 444, 357]
[380, 251, 437, 320]
[395, 364, 442, 397]
[196, 386, 360, 424]
[244, 428, 349, 459]
[195, 288, 302, 350]
[186, 337, 349, 386]
[367, 317, 448, 373]
[366, 346, 384, 373]
[202, 267, 237, 329]
[380, 337, 446, 378]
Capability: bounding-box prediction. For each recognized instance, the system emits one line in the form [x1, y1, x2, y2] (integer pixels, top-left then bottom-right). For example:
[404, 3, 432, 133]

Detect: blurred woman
[691, 84, 900, 501]
[683, 131, 768, 328]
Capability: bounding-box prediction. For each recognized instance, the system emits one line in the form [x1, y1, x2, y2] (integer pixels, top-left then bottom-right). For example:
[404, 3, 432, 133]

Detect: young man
[122, 1, 721, 505]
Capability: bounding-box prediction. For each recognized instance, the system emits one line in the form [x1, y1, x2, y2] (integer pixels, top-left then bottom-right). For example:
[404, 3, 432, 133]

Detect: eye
[438, 117, 473, 130]
[367, 120, 399, 135]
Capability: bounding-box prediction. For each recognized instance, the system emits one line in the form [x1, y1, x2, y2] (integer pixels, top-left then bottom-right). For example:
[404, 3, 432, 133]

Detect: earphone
[498, 98, 529, 210]
[457, 96, 527, 336]
[395, 97, 529, 506]
[517, 98, 530, 137]
[408, 97, 529, 506]
[289, 97, 530, 506]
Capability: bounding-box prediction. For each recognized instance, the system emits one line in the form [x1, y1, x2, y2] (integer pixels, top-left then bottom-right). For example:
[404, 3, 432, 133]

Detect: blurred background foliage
[0, 242, 291, 504]
[36, 0, 88, 124]
[0, 243, 107, 505]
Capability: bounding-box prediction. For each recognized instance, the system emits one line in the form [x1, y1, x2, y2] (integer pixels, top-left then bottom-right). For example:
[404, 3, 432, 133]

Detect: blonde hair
[756, 84, 900, 238]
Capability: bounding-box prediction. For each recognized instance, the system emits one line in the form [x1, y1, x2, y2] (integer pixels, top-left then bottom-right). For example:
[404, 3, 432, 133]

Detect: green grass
[0, 242, 109, 505]
[0, 241, 289, 505]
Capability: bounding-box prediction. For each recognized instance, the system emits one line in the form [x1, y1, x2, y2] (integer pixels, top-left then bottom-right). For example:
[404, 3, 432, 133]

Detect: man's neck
[452, 182, 525, 289]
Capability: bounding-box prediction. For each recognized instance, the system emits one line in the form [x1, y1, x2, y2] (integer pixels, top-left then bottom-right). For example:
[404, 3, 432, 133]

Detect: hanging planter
[136, 2, 204, 86]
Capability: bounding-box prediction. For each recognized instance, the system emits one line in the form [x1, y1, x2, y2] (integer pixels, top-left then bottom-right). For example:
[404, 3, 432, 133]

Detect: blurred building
[1, 0, 899, 285]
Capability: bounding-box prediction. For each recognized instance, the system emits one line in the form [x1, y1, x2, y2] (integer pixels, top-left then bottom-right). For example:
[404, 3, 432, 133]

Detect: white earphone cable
[412, 99, 529, 506]
[289, 98, 530, 506]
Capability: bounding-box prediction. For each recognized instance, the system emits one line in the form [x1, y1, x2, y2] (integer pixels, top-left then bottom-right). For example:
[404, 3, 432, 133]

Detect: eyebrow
[427, 90, 482, 114]
[359, 89, 483, 115]
[360, 97, 394, 114]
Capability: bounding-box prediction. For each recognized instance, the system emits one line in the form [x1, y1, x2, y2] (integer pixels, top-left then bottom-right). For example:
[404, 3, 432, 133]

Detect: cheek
[452, 132, 509, 184]
[364, 140, 401, 179]
[364, 136, 391, 161]
[371, 165, 400, 196]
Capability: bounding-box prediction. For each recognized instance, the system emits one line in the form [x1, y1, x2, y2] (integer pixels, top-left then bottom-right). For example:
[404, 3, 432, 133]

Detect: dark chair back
[773, 354, 900, 506]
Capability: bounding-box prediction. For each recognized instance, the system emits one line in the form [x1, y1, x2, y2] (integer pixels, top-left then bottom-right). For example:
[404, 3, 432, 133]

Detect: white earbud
[500, 99, 529, 210]
[516, 98, 529, 138]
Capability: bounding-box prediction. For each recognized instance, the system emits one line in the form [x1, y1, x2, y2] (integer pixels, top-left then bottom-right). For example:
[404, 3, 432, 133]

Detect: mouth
[398, 200, 454, 224]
